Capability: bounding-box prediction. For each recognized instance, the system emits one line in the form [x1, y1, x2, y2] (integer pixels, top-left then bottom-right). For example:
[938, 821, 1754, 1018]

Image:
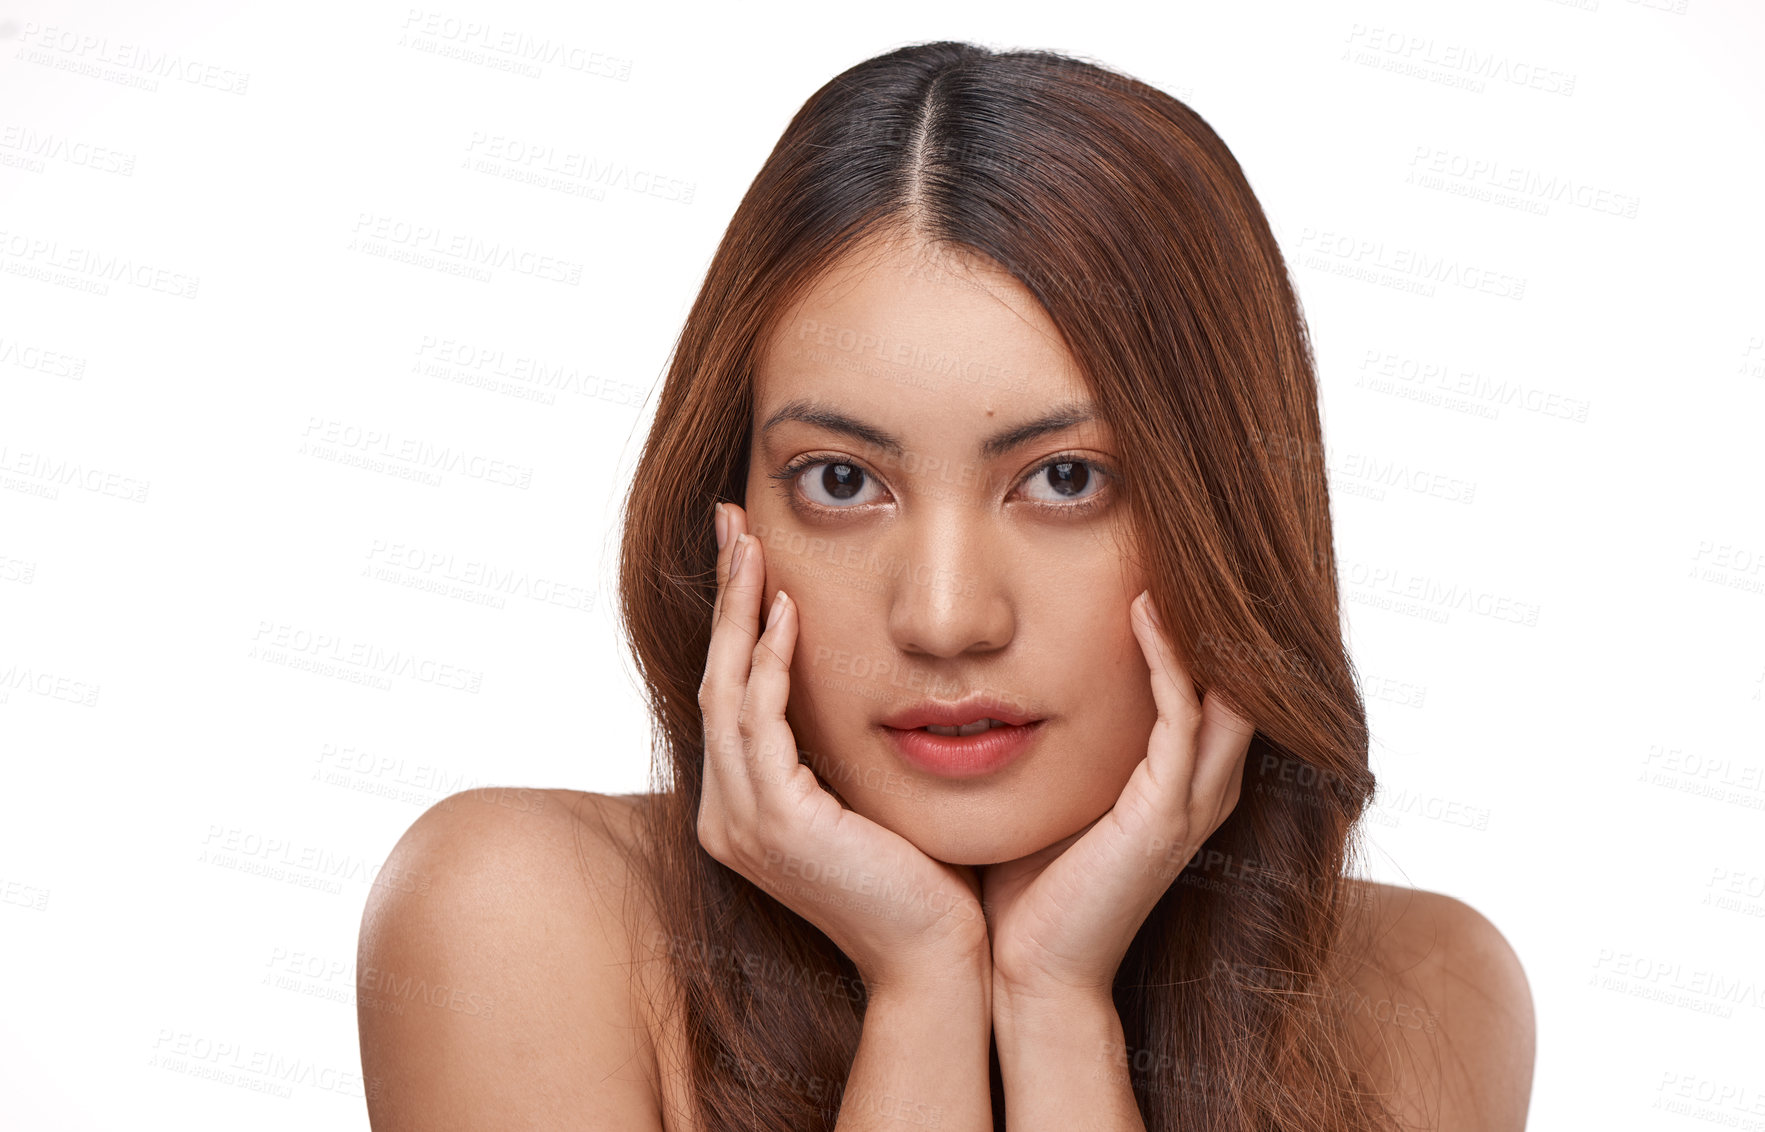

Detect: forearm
[993, 986, 1145, 1132]
[836, 958, 994, 1132]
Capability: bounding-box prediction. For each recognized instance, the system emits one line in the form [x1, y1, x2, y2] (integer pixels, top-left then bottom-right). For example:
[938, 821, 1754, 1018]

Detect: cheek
[1080, 620, 1160, 758]
[789, 637, 838, 731]
[781, 588, 877, 739]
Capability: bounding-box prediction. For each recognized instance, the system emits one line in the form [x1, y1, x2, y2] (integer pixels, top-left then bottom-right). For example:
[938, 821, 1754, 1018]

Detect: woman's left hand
[979, 590, 1257, 1002]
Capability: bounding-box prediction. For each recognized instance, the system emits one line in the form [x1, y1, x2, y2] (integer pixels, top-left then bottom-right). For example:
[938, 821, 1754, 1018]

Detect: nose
[884, 505, 1015, 658]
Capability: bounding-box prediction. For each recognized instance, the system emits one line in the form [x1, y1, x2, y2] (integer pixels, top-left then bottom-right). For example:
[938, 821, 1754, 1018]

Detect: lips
[878, 694, 1040, 732]
[881, 718, 1047, 779]
[919, 717, 1012, 737]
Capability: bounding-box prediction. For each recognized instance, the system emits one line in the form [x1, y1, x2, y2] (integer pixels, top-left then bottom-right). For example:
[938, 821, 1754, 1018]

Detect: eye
[771, 451, 1115, 516]
[1018, 456, 1108, 506]
[790, 459, 885, 509]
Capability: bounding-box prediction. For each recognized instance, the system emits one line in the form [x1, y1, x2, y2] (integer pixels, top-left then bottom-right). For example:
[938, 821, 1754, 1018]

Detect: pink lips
[882, 719, 1046, 779]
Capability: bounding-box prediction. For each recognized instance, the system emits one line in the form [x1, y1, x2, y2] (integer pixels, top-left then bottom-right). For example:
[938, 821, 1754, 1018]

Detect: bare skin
[356, 789, 1536, 1130]
[696, 488, 1253, 1128]
[686, 228, 1265, 1127]
[743, 231, 1173, 870]
[356, 230, 1536, 1128]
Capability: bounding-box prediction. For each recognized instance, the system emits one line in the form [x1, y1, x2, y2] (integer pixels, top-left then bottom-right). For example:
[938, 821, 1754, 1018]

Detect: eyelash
[768, 450, 1116, 518]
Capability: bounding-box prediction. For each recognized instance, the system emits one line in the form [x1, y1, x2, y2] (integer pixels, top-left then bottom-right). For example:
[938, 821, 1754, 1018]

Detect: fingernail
[1139, 591, 1160, 629]
[714, 501, 728, 549]
[730, 533, 748, 578]
[769, 590, 785, 620]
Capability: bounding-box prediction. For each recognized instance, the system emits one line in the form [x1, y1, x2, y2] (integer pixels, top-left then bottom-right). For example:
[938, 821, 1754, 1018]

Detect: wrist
[992, 973, 1116, 1024]
[864, 940, 992, 1006]
[993, 980, 1124, 1066]
[991, 980, 1141, 1130]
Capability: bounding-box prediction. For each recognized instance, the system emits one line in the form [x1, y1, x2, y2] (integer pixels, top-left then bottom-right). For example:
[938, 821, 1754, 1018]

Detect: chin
[907, 831, 1026, 867]
[885, 802, 1087, 867]
[797, 715, 1132, 866]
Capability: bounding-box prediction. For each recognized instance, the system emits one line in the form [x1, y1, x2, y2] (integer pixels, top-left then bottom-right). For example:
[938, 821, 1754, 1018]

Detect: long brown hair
[611, 40, 1401, 1131]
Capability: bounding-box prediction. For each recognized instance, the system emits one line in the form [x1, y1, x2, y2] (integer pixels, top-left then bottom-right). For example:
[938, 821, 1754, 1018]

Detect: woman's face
[745, 230, 1158, 866]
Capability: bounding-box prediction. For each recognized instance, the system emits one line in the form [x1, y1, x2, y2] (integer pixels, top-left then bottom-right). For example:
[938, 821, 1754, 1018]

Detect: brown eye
[773, 455, 882, 508]
[770, 451, 1114, 516]
[1018, 457, 1107, 506]
[793, 460, 884, 508]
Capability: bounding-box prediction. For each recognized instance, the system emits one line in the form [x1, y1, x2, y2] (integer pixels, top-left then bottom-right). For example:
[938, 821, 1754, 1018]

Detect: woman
[357, 41, 1535, 1130]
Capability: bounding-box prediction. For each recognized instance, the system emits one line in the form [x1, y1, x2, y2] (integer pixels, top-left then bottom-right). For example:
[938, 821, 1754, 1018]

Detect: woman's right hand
[696, 501, 990, 994]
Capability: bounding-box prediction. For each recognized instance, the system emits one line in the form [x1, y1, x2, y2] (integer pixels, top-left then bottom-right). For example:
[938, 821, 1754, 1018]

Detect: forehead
[754, 232, 1096, 435]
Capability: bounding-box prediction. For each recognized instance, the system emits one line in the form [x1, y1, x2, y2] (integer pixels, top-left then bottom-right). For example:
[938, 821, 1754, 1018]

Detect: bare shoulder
[1333, 879, 1537, 1130]
[356, 787, 667, 1131]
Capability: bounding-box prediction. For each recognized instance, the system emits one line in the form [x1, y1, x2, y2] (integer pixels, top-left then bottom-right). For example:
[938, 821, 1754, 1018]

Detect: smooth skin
[356, 232, 1536, 1129]
[700, 497, 1255, 1128]
[695, 230, 1258, 1128]
[356, 789, 1535, 1130]
[747, 233, 1170, 869]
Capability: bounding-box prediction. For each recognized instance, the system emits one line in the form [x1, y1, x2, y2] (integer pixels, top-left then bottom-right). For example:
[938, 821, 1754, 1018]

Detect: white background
[3, 0, 1762, 1128]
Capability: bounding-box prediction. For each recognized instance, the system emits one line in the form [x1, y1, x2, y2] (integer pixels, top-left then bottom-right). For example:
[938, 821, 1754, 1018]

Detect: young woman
[357, 41, 1535, 1131]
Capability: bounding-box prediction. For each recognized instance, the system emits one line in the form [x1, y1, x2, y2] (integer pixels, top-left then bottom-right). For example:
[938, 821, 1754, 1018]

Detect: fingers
[742, 585, 811, 807]
[1129, 589, 1256, 850]
[1129, 590, 1202, 794]
[702, 505, 766, 813]
[693, 507, 987, 959]
[1190, 690, 1255, 829]
[703, 503, 804, 819]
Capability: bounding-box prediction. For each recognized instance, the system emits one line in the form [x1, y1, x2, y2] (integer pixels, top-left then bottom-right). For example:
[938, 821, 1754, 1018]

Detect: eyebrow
[760, 397, 1100, 462]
